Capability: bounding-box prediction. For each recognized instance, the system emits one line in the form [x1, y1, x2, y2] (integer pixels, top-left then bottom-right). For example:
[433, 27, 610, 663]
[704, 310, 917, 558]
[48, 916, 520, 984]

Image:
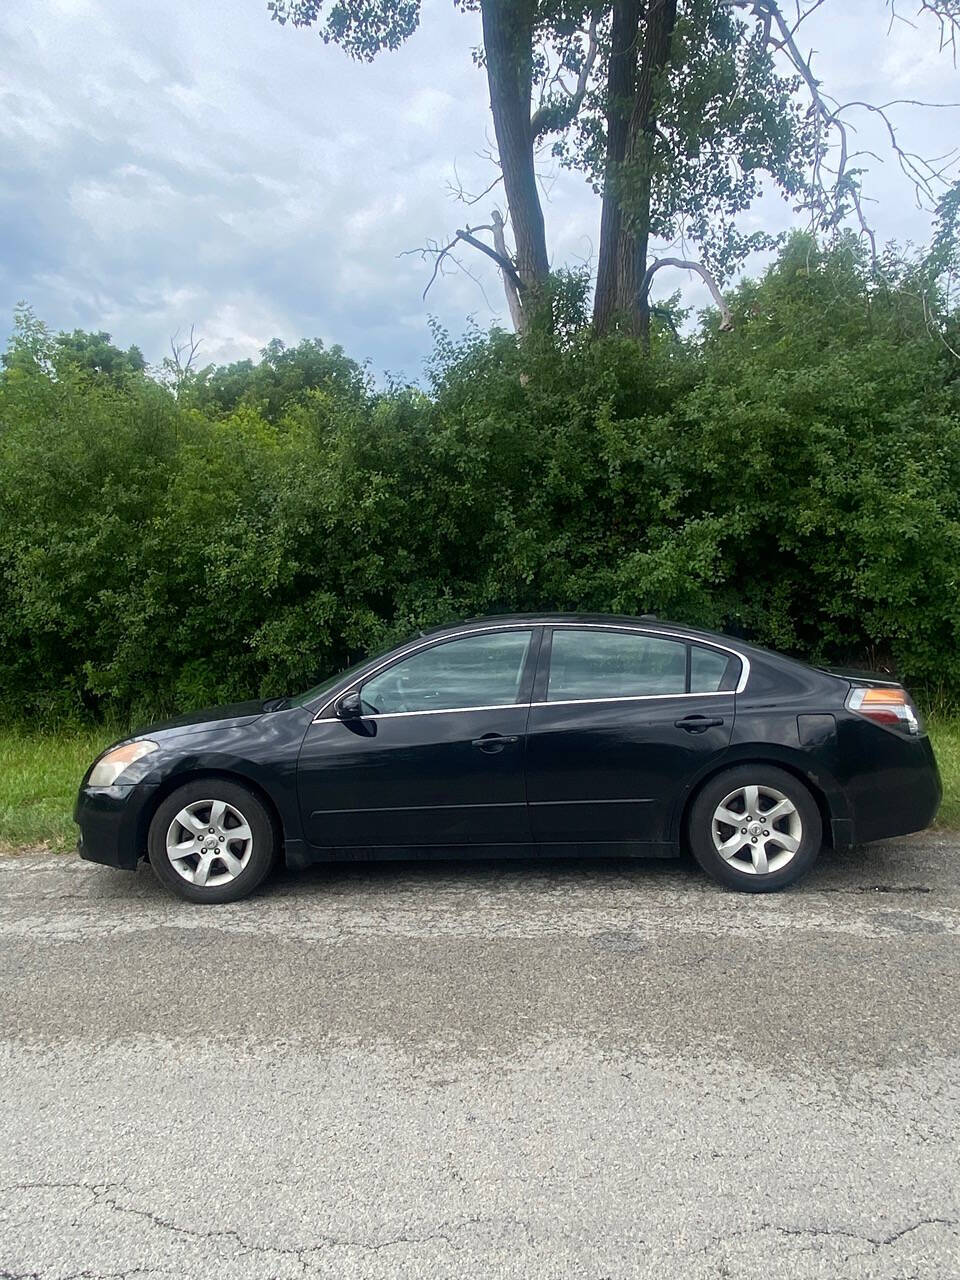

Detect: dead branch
[641, 258, 733, 330]
[165, 324, 202, 395]
[169, 324, 202, 377]
[726, 0, 960, 260]
[403, 220, 526, 332]
[530, 8, 601, 140]
[447, 161, 504, 208]
[890, 0, 960, 63]
[455, 227, 525, 293]
[491, 209, 525, 331]
[833, 98, 960, 207]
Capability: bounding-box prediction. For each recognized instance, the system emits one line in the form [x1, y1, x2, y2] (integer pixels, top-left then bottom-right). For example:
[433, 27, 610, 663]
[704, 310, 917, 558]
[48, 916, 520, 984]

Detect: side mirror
[336, 690, 363, 720]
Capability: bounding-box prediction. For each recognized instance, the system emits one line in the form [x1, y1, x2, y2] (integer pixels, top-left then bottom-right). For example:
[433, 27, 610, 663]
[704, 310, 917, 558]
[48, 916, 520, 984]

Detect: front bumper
[75, 783, 157, 870]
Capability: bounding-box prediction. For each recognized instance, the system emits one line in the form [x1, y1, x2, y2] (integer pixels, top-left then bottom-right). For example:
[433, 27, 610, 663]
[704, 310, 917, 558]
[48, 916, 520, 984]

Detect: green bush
[2, 236, 959, 726]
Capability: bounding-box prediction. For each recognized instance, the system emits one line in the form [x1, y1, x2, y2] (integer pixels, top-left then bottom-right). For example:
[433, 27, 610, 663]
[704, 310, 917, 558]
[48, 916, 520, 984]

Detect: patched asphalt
[1, 837, 958, 1278]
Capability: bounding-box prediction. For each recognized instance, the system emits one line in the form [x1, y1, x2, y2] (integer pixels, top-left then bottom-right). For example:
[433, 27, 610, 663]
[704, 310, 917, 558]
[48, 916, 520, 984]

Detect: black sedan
[75, 614, 941, 902]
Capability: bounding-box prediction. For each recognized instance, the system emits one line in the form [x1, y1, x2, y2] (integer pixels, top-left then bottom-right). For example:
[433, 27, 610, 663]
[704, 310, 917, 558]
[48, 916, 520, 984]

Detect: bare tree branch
[447, 161, 505, 207]
[641, 258, 733, 330]
[891, 0, 960, 63]
[402, 220, 526, 330]
[530, 8, 601, 140]
[165, 324, 203, 397]
[491, 209, 525, 331]
[455, 226, 526, 293]
[169, 325, 202, 376]
[726, 0, 960, 261]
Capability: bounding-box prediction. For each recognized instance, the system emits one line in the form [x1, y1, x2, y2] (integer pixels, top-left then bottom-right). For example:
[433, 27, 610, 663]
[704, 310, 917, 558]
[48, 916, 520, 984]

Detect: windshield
[285, 641, 403, 708]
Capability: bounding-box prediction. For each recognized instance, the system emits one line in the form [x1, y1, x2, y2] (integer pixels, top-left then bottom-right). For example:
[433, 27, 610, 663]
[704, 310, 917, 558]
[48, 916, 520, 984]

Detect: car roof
[411, 614, 835, 687]
[419, 613, 747, 650]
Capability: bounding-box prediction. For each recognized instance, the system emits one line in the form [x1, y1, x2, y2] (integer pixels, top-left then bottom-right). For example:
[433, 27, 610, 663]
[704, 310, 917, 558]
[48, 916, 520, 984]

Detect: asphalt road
[1, 837, 959, 1280]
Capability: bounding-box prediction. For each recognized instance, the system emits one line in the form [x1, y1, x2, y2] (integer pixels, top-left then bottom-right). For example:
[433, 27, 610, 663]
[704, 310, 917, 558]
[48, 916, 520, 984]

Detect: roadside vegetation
[3, 233, 960, 732]
[0, 727, 114, 852]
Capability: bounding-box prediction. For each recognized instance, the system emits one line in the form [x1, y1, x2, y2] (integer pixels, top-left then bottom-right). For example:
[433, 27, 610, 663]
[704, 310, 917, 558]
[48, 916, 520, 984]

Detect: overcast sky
[1, 0, 958, 379]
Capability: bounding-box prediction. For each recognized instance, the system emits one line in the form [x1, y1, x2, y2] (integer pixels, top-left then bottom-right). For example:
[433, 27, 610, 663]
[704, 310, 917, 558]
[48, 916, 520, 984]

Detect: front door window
[359, 630, 534, 715]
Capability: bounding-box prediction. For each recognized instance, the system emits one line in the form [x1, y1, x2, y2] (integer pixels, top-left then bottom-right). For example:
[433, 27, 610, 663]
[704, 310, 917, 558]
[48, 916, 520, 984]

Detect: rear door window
[547, 629, 687, 701]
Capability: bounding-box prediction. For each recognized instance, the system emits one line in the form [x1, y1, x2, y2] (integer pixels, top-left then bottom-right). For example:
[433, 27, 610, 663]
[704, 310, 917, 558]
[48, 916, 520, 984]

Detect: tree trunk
[593, 0, 641, 335]
[623, 0, 677, 341]
[480, 0, 550, 291]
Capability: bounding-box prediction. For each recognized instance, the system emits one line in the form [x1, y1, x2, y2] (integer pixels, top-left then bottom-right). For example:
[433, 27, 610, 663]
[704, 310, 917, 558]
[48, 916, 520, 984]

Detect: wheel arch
[673, 752, 843, 853]
[136, 768, 286, 864]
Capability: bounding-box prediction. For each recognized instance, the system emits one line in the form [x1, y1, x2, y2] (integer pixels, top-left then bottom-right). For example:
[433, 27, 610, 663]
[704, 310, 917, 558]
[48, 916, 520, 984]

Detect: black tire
[147, 778, 277, 904]
[687, 764, 822, 893]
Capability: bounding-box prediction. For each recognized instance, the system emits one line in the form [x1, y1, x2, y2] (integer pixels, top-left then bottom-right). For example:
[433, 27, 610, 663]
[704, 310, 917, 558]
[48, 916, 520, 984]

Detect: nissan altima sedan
[75, 614, 941, 902]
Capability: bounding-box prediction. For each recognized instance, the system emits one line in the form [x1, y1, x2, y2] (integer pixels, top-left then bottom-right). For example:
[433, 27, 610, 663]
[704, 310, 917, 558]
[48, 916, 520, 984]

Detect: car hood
[131, 700, 269, 742]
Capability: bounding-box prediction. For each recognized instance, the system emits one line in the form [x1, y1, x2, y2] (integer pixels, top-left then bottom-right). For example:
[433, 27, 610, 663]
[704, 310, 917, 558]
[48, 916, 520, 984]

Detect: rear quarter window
[690, 644, 736, 693]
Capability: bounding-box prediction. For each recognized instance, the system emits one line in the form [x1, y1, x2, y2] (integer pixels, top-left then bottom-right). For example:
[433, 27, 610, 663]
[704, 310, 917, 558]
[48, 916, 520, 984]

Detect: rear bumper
[842, 730, 941, 845]
[75, 783, 156, 870]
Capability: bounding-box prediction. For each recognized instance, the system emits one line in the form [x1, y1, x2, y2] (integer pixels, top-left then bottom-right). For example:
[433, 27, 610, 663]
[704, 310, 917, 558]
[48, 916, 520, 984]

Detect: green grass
[0, 718, 959, 853]
[929, 717, 960, 830]
[0, 727, 116, 851]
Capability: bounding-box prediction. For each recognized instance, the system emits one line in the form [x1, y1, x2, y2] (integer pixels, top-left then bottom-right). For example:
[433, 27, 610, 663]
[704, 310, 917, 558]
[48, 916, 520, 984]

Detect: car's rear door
[297, 626, 540, 852]
[525, 626, 738, 850]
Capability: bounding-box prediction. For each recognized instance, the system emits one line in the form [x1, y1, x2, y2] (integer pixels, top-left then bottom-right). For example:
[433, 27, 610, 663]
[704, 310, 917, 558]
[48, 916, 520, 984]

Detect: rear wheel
[687, 765, 822, 892]
[147, 779, 277, 903]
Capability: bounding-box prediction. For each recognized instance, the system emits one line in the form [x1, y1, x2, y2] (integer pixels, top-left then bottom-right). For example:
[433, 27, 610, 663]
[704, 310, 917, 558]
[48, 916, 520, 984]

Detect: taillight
[846, 685, 921, 735]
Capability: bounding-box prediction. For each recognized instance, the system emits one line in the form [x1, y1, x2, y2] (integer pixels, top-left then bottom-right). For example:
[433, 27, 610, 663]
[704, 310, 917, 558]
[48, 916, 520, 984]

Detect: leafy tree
[268, 0, 960, 339]
[1, 309, 147, 386]
[186, 337, 369, 422]
[51, 330, 146, 383]
[0, 305, 53, 378]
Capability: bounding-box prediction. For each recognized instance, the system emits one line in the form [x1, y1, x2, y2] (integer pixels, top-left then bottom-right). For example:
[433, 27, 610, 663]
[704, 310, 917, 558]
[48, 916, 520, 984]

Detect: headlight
[88, 740, 158, 786]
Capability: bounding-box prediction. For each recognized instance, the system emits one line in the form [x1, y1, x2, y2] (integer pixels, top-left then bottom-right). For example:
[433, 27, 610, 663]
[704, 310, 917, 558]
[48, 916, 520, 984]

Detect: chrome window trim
[544, 623, 750, 697]
[346, 702, 531, 721]
[312, 620, 749, 722]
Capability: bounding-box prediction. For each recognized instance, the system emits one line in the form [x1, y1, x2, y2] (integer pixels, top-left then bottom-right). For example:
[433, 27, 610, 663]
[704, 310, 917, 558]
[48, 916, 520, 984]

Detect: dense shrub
[2, 237, 959, 725]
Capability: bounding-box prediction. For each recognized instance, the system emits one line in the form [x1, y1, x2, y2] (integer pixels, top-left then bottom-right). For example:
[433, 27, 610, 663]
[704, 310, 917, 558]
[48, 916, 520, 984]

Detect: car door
[297, 627, 540, 852]
[525, 626, 738, 850]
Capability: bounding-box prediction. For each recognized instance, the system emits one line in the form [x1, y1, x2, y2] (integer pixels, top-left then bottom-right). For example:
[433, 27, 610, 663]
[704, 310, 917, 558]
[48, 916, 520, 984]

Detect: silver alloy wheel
[165, 798, 254, 887]
[710, 783, 802, 875]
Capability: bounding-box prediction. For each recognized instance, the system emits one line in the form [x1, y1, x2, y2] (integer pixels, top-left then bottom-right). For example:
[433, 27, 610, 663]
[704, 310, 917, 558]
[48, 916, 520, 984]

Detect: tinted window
[547, 629, 686, 701]
[360, 630, 533, 715]
[690, 645, 732, 693]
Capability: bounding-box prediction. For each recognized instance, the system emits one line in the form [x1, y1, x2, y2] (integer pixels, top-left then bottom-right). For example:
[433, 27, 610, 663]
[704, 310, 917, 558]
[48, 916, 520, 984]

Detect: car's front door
[525, 626, 737, 850]
[297, 627, 539, 852]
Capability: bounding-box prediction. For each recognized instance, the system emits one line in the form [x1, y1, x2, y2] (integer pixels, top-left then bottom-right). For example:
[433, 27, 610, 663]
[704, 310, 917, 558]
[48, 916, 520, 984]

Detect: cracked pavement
[1, 836, 959, 1279]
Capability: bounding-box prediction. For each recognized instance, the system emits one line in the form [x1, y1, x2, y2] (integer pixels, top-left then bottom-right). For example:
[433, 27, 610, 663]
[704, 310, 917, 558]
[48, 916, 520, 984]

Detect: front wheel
[147, 779, 277, 903]
[687, 765, 822, 893]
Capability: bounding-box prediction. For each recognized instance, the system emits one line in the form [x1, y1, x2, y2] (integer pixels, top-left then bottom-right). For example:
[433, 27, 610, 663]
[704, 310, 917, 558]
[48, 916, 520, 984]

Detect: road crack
[774, 1217, 958, 1248]
[1, 1179, 510, 1275]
